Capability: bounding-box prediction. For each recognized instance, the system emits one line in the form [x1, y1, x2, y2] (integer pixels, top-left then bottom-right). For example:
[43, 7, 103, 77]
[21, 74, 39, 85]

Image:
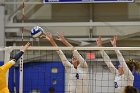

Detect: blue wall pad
[13, 62, 65, 93]
[134, 73, 140, 91]
[8, 66, 15, 93]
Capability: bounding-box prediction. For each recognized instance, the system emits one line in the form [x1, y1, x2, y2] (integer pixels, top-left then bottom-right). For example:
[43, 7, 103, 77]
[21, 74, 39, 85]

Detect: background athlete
[96, 36, 140, 93]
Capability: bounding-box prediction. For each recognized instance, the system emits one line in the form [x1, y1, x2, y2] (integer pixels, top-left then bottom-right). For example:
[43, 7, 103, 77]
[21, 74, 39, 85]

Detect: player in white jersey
[96, 36, 140, 93]
[43, 32, 89, 93]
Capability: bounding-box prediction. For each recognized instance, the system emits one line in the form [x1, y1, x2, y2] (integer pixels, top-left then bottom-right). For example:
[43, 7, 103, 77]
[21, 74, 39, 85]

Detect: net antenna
[20, 0, 25, 92]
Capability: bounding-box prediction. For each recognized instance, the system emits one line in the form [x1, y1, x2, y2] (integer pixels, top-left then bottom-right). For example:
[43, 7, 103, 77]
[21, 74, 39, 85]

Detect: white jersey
[100, 50, 134, 93]
[114, 74, 134, 93]
[57, 50, 89, 93]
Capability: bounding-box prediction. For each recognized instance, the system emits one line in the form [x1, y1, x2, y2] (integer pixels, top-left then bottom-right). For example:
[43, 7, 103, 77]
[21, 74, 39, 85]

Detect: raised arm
[96, 36, 118, 74]
[12, 42, 30, 62]
[57, 32, 88, 68]
[56, 32, 73, 47]
[43, 32, 71, 68]
[1, 42, 30, 72]
[110, 36, 134, 80]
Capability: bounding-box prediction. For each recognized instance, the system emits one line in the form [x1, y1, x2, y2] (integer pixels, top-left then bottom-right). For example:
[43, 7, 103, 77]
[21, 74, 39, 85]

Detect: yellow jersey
[0, 61, 15, 93]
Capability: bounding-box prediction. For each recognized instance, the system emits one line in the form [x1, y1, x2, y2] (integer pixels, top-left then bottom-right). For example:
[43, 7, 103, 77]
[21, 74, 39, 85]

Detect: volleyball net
[3, 47, 140, 93]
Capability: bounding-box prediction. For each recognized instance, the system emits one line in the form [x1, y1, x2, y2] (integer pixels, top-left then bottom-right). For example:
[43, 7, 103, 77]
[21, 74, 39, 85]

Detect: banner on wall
[43, 0, 134, 3]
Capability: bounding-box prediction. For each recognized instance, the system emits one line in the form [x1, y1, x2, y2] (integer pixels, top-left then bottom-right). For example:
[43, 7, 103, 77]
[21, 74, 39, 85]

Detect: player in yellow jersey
[0, 42, 30, 93]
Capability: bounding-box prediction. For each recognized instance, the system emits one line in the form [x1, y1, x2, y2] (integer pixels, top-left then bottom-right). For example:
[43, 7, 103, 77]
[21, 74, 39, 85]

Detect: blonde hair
[126, 59, 140, 73]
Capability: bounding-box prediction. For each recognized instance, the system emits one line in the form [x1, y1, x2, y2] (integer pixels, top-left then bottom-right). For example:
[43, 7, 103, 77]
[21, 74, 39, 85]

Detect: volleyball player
[96, 36, 140, 93]
[0, 42, 30, 93]
[43, 32, 89, 93]
[123, 86, 139, 93]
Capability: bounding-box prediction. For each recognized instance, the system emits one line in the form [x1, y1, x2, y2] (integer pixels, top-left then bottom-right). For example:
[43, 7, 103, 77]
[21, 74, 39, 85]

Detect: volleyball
[31, 26, 44, 38]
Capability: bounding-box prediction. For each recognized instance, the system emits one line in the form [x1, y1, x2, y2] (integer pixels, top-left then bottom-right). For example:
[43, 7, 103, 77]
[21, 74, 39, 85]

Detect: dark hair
[124, 86, 139, 93]
[126, 59, 140, 73]
[49, 87, 55, 93]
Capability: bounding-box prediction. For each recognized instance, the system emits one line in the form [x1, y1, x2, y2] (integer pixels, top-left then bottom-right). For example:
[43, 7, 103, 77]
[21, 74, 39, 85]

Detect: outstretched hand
[40, 32, 53, 41]
[56, 32, 65, 42]
[110, 36, 117, 47]
[45, 32, 53, 41]
[96, 36, 102, 47]
[41, 32, 57, 46]
[56, 32, 73, 47]
[20, 42, 30, 52]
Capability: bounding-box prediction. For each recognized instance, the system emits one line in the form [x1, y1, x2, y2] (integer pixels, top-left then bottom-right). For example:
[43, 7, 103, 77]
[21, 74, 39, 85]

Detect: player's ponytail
[126, 59, 140, 73]
[133, 61, 140, 73]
